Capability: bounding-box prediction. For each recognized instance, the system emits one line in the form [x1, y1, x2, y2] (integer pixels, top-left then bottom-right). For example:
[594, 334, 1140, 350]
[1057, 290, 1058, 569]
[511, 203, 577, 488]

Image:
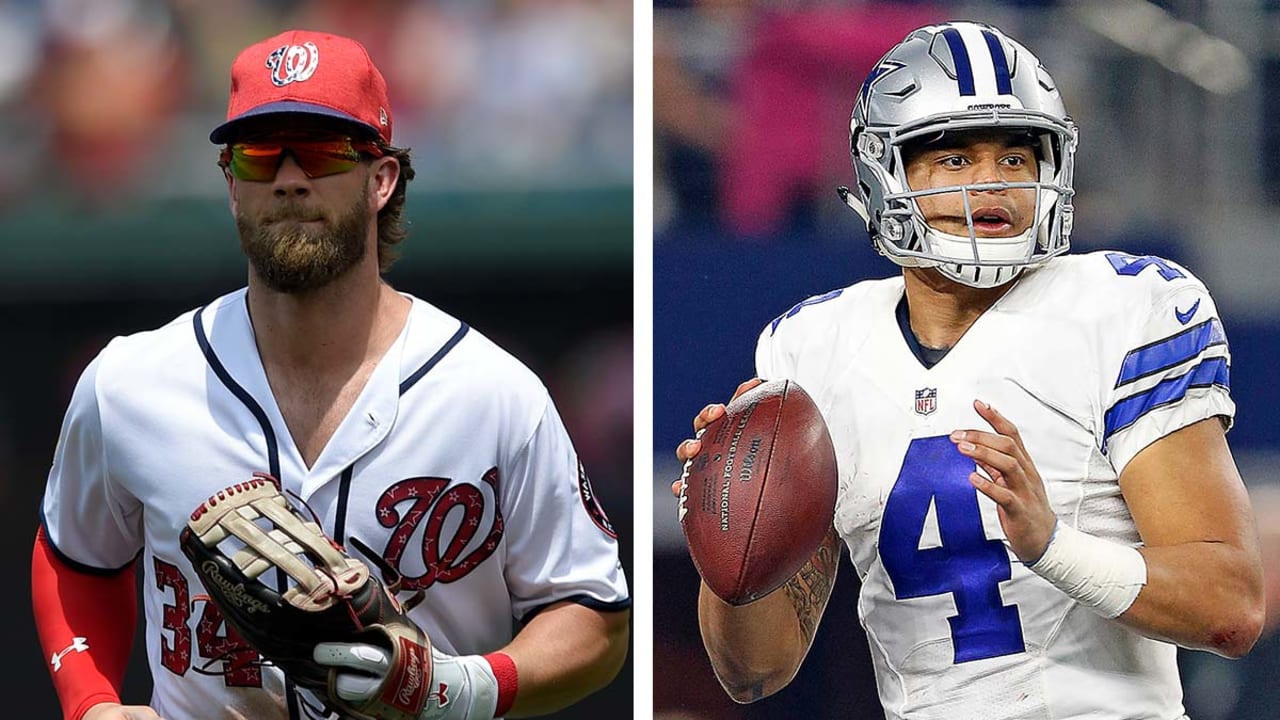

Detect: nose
[272, 153, 311, 198]
[968, 157, 1007, 194]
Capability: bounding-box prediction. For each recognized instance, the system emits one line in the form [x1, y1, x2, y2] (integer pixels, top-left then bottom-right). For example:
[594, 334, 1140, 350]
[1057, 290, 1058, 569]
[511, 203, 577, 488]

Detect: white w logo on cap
[266, 42, 319, 87]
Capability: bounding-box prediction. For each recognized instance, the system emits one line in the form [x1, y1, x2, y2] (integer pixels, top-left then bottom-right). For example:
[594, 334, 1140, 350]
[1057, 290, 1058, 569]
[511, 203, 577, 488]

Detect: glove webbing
[186, 476, 367, 611]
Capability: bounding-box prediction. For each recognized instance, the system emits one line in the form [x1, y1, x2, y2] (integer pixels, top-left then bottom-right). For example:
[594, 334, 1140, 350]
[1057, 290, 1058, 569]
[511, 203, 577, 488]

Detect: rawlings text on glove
[179, 473, 433, 720]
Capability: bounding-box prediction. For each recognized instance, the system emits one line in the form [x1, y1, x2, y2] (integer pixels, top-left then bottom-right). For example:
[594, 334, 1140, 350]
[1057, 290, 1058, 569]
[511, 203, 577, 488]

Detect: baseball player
[674, 21, 1263, 719]
[32, 29, 630, 720]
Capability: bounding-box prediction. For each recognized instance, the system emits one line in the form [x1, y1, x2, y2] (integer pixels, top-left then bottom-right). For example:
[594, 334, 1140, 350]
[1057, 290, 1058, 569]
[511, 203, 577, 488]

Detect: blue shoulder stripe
[1115, 318, 1226, 388]
[1104, 356, 1229, 444]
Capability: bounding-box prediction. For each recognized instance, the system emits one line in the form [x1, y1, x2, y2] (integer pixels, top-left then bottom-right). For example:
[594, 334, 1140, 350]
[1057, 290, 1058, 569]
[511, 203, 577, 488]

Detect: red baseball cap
[210, 29, 392, 144]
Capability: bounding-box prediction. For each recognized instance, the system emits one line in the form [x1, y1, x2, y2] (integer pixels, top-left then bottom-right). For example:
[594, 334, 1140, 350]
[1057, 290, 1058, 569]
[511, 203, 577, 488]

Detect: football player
[675, 21, 1263, 719]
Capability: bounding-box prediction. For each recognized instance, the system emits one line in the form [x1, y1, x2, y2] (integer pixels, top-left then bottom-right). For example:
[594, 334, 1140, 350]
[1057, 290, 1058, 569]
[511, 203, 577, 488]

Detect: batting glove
[315, 642, 500, 720]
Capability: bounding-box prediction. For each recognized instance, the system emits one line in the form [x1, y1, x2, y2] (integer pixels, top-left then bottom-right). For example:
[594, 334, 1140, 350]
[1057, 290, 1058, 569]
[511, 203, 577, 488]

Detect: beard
[236, 184, 371, 294]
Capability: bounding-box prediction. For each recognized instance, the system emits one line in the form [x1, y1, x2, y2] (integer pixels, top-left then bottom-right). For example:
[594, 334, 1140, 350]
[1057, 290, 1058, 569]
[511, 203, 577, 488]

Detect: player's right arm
[32, 527, 158, 720]
[673, 380, 841, 702]
[33, 350, 160, 720]
[695, 527, 841, 702]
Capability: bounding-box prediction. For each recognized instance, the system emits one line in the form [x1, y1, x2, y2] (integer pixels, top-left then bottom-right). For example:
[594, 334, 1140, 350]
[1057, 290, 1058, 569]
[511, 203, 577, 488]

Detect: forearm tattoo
[783, 529, 841, 647]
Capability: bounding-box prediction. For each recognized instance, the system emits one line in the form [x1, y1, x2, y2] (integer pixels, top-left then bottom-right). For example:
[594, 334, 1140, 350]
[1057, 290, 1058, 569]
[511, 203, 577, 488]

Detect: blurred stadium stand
[0, 0, 632, 718]
[655, 1, 1280, 719]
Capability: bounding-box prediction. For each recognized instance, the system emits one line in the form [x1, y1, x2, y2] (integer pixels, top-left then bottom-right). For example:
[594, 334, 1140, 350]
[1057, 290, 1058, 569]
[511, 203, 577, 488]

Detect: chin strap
[837, 186, 870, 224]
[934, 258, 1025, 289]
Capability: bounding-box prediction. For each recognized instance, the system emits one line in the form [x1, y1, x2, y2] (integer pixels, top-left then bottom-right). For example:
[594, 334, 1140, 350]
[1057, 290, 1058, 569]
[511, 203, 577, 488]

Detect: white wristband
[1028, 521, 1148, 619]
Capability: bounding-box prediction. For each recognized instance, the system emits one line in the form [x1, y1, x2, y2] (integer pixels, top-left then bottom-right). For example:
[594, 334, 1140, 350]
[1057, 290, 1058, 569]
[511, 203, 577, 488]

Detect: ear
[226, 170, 239, 216]
[369, 156, 400, 213]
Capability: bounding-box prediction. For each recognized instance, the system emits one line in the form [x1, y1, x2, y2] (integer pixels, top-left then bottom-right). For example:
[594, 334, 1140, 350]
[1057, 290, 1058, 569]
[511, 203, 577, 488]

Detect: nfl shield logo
[914, 388, 937, 416]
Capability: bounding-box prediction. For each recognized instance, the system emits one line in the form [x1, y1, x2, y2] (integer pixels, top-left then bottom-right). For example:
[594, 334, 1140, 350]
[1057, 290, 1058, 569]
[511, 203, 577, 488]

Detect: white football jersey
[41, 288, 629, 720]
[756, 252, 1230, 720]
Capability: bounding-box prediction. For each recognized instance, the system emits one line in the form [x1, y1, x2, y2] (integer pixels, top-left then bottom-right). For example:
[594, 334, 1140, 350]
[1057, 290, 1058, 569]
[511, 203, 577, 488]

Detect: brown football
[679, 379, 838, 606]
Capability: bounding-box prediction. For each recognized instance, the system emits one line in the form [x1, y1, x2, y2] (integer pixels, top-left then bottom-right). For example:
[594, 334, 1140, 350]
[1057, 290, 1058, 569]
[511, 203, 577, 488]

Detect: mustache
[259, 203, 328, 224]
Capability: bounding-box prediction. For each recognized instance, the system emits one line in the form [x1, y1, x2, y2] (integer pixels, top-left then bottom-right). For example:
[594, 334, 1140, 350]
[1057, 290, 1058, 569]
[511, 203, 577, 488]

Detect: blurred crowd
[654, 0, 943, 241]
[654, 0, 1272, 261]
[0, 0, 633, 209]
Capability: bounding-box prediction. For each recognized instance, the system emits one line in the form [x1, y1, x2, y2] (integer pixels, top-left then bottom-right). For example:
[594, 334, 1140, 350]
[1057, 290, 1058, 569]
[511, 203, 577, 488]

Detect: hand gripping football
[179, 474, 433, 720]
[679, 379, 838, 605]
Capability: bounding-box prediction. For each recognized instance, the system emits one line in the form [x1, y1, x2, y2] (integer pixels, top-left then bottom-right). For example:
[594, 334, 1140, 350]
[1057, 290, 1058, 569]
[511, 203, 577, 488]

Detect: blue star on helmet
[858, 59, 908, 107]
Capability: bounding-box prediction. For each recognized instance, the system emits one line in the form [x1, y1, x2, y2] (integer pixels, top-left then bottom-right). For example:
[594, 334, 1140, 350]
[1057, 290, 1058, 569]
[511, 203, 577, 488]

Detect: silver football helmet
[841, 22, 1078, 288]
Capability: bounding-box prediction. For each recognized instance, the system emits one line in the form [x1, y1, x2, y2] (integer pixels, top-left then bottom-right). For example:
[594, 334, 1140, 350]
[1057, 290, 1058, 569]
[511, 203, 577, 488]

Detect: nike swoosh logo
[1175, 298, 1201, 325]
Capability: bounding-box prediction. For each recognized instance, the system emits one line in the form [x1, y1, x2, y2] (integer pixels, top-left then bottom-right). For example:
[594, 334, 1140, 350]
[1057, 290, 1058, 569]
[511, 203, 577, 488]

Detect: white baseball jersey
[41, 288, 629, 720]
[757, 251, 1231, 720]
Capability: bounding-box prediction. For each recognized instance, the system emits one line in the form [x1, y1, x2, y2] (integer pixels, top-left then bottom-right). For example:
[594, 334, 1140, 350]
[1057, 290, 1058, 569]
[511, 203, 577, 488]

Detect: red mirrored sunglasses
[219, 133, 385, 181]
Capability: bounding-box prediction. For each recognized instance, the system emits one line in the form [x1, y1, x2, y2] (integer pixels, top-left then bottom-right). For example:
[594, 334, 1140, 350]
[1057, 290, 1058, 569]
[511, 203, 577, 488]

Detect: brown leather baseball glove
[179, 473, 432, 720]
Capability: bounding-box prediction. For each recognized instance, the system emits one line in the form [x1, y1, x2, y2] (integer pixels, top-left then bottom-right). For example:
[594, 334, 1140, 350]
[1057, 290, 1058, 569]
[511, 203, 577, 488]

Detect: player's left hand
[314, 642, 499, 720]
[951, 400, 1057, 564]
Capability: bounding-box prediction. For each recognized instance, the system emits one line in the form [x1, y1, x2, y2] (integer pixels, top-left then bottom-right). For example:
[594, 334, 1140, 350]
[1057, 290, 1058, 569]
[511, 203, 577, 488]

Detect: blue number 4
[1105, 251, 1185, 281]
[879, 436, 1026, 663]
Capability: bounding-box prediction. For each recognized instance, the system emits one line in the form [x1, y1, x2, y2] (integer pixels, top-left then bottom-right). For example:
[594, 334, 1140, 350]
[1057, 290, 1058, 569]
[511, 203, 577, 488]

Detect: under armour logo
[51, 637, 89, 672]
[266, 42, 319, 87]
[427, 681, 451, 708]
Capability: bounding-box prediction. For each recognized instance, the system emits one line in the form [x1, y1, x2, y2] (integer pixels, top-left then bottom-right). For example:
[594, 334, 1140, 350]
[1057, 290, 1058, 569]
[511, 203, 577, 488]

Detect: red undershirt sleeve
[32, 525, 138, 720]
